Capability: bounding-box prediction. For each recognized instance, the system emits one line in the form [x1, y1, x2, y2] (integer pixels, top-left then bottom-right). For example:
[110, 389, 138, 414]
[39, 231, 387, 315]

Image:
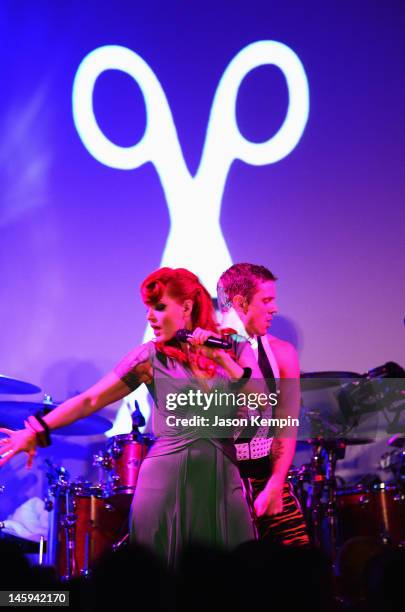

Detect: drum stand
[307, 438, 346, 562]
[306, 441, 324, 549]
[61, 486, 78, 581]
[323, 442, 344, 562]
[45, 462, 69, 571]
[45, 463, 84, 581]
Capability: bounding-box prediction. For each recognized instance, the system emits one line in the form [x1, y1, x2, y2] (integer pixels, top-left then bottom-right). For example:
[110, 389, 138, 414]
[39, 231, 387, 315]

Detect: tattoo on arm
[269, 438, 284, 469]
[114, 345, 152, 390]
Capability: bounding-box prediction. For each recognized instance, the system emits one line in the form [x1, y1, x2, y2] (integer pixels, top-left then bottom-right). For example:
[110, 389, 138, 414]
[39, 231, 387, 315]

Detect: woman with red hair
[0, 267, 259, 566]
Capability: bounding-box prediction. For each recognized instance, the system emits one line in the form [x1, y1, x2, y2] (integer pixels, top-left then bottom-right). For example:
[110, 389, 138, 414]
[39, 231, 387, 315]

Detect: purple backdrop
[1, 0, 404, 514]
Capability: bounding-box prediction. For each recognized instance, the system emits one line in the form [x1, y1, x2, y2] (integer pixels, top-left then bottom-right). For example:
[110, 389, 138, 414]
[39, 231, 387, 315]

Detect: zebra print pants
[250, 477, 310, 547]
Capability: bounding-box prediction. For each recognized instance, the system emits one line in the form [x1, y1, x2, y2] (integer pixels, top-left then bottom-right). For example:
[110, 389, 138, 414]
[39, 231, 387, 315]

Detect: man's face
[242, 280, 278, 336]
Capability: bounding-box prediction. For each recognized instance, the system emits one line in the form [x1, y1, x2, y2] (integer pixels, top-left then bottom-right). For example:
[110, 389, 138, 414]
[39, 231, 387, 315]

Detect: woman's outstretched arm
[0, 343, 152, 467]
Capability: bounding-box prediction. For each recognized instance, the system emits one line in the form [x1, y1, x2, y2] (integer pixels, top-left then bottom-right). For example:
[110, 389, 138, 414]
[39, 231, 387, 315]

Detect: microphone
[175, 329, 232, 349]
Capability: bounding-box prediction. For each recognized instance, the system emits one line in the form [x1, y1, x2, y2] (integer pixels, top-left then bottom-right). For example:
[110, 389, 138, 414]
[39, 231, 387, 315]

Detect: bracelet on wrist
[26, 414, 51, 447]
[229, 366, 252, 390]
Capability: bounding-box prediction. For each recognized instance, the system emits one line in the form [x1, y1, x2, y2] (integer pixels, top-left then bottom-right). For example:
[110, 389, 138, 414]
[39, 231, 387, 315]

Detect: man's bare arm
[268, 340, 301, 487]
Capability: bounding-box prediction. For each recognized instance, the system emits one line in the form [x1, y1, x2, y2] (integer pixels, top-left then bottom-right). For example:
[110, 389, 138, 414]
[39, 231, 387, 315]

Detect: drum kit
[0, 374, 155, 577]
[294, 363, 405, 560]
[0, 363, 404, 577]
[44, 428, 155, 579]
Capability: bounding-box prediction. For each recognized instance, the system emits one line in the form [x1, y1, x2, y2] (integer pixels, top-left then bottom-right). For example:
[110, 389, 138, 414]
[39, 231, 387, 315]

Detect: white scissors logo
[72, 41, 309, 432]
[72, 41, 309, 295]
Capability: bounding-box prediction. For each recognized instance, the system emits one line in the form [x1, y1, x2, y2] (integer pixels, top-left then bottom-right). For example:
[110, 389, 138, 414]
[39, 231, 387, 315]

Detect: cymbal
[0, 375, 41, 395]
[55, 417, 112, 436]
[301, 371, 361, 391]
[0, 401, 112, 436]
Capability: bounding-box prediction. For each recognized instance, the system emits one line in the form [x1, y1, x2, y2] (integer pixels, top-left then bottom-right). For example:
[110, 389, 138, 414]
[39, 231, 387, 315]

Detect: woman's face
[146, 291, 191, 342]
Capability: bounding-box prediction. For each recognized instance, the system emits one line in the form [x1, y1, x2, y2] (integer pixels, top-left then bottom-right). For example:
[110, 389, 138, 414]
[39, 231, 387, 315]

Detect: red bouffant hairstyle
[141, 268, 220, 373]
[141, 267, 218, 333]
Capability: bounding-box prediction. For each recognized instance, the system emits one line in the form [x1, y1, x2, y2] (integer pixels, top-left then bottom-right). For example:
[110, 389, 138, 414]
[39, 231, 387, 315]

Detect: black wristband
[229, 366, 252, 390]
[33, 412, 51, 446]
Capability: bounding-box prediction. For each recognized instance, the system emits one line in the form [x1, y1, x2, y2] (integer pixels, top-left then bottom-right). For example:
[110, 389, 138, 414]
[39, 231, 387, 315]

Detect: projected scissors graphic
[72, 41, 309, 295]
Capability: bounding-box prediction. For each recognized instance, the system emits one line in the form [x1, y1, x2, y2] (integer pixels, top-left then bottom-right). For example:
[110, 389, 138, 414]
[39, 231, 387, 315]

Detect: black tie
[236, 335, 276, 443]
[257, 336, 276, 394]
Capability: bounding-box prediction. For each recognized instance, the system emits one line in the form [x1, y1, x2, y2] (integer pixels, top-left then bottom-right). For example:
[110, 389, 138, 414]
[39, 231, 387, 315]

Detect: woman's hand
[186, 327, 220, 346]
[0, 427, 38, 469]
[185, 327, 226, 363]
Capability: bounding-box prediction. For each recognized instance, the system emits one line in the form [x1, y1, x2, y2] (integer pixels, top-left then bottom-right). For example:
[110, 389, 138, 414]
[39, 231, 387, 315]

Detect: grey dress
[114, 339, 255, 566]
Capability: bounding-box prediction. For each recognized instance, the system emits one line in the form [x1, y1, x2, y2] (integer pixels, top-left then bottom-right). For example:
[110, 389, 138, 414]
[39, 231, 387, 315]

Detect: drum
[336, 483, 405, 546]
[380, 448, 405, 489]
[54, 482, 130, 578]
[104, 433, 155, 494]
